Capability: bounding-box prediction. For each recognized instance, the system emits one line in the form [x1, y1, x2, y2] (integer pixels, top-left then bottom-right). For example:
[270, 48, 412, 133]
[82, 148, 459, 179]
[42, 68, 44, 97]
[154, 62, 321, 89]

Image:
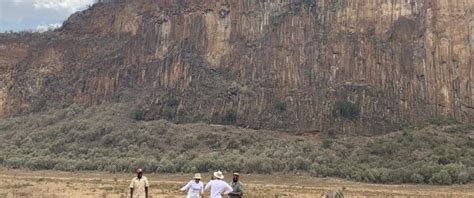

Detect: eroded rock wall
[0, 0, 472, 132]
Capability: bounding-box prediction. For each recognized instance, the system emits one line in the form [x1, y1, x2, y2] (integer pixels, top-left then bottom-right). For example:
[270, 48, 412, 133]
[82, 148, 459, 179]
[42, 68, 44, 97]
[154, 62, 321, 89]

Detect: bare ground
[0, 169, 473, 198]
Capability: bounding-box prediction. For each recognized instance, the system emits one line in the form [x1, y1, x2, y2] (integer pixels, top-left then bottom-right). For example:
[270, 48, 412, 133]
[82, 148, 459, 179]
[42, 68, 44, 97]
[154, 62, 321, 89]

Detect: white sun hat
[213, 171, 224, 179]
[193, 173, 202, 179]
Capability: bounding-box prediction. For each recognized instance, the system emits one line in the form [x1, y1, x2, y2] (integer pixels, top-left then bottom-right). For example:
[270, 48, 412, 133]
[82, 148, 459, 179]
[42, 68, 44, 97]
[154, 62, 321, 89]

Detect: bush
[426, 117, 460, 126]
[333, 100, 360, 120]
[130, 106, 146, 121]
[25, 157, 57, 170]
[223, 110, 237, 125]
[244, 157, 273, 174]
[166, 99, 179, 107]
[53, 159, 76, 171]
[410, 173, 424, 183]
[226, 140, 239, 150]
[321, 137, 333, 149]
[312, 164, 336, 177]
[379, 168, 391, 183]
[292, 156, 311, 171]
[76, 160, 98, 171]
[419, 164, 441, 183]
[431, 170, 452, 185]
[5, 157, 27, 169]
[275, 101, 287, 112]
[443, 164, 460, 179]
[187, 159, 206, 172]
[457, 171, 470, 184]
[157, 159, 177, 173]
[182, 136, 199, 150]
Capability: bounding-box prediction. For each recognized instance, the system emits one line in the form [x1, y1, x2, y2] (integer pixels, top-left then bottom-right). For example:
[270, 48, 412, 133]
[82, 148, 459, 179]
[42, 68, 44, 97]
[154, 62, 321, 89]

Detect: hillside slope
[0, 0, 472, 132]
[0, 104, 473, 184]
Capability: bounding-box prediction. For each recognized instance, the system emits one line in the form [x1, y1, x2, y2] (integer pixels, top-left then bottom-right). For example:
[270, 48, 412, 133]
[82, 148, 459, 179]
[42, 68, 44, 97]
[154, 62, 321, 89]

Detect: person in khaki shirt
[129, 168, 149, 198]
[228, 173, 244, 198]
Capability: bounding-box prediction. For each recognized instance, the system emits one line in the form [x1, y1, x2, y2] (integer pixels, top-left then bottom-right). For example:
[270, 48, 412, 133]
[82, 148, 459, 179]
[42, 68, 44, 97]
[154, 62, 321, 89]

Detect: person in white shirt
[204, 171, 233, 198]
[180, 173, 205, 198]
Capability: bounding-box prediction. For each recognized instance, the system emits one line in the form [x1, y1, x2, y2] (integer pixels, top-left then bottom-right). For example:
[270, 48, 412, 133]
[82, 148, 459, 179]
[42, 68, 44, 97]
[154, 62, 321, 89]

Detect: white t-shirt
[180, 180, 204, 198]
[204, 179, 233, 198]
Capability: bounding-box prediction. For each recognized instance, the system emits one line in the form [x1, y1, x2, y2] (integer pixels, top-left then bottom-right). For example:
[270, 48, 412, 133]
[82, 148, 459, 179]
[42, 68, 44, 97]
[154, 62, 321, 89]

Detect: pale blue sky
[0, 0, 94, 32]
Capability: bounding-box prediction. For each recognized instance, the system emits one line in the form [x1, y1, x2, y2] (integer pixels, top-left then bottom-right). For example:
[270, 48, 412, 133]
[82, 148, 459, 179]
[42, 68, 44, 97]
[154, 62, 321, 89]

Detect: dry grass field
[0, 169, 473, 198]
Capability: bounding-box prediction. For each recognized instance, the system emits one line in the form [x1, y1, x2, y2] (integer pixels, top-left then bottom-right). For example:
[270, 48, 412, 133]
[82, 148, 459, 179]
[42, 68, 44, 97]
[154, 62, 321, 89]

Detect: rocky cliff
[0, 0, 472, 132]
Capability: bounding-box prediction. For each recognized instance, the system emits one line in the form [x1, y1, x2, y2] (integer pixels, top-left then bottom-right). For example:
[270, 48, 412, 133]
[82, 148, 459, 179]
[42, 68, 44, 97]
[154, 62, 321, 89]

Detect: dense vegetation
[0, 104, 473, 185]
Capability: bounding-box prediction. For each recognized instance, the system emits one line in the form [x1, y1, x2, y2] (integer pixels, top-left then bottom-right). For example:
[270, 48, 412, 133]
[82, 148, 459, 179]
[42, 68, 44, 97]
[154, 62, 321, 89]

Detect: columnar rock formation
[0, 0, 472, 132]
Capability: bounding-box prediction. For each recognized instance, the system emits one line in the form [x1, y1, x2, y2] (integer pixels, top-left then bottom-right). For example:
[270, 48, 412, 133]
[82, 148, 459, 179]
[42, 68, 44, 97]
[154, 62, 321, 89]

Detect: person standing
[180, 173, 205, 198]
[129, 168, 149, 198]
[228, 173, 244, 198]
[204, 171, 233, 198]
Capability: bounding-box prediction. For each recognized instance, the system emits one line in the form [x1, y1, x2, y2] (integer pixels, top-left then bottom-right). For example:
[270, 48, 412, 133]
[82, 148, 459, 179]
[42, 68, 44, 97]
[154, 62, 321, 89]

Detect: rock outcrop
[0, 0, 472, 132]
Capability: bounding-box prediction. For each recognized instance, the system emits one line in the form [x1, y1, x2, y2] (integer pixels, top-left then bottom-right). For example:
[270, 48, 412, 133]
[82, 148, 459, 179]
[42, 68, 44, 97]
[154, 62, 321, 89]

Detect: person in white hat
[204, 171, 233, 198]
[180, 173, 205, 198]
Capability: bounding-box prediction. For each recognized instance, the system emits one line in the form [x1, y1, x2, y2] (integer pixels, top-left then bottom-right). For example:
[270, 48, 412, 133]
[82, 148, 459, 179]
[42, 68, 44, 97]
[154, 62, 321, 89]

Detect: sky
[0, 0, 95, 32]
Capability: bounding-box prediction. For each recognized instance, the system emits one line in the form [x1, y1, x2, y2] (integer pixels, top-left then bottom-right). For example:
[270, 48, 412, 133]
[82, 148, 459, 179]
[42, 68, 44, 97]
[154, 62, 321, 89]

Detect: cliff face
[0, 0, 472, 132]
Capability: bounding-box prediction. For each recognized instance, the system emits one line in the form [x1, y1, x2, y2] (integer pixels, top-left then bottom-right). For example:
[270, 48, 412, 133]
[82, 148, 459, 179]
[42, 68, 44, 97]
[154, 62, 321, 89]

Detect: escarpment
[0, 0, 472, 132]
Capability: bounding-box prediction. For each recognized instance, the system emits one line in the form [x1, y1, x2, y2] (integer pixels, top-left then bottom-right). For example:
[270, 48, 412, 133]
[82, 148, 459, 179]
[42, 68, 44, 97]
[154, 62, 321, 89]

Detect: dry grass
[0, 169, 472, 198]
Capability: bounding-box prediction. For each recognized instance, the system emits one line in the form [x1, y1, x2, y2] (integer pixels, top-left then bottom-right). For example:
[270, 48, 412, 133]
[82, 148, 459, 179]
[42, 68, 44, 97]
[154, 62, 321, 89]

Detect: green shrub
[53, 159, 75, 171]
[5, 157, 26, 169]
[442, 163, 470, 184]
[182, 136, 199, 150]
[469, 167, 474, 181]
[226, 140, 239, 150]
[426, 117, 460, 126]
[162, 107, 177, 119]
[418, 164, 441, 183]
[390, 168, 412, 183]
[444, 123, 474, 134]
[321, 137, 333, 149]
[223, 110, 237, 125]
[166, 99, 179, 107]
[379, 168, 391, 183]
[457, 171, 470, 184]
[244, 157, 273, 174]
[431, 170, 452, 185]
[333, 100, 360, 120]
[157, 159, 176, 173]
[275, 101, 287, 112]
[240, 136, 254, 145]
[130, 106, 145, 121]
[76, 160, 98, 171]
[292, 156, 311, 171]
[410, 173, 424, 183]
[25, 157, 56, 170]
[316, 164, 336, 177]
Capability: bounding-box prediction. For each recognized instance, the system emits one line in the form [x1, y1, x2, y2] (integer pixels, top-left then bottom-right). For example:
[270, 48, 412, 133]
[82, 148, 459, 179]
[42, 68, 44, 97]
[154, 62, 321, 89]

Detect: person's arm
[204, 181, 211, 191]
[180, 181, 191, 191]
[231, 183, 243, 196]
[223, 182, 233, 195]
[200, 182, 204, 195]
[129, 179, 134, 198]
[145, 178, 150, 198]
[239, 183, 244, 196]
